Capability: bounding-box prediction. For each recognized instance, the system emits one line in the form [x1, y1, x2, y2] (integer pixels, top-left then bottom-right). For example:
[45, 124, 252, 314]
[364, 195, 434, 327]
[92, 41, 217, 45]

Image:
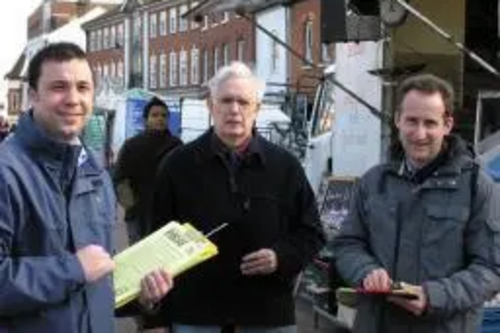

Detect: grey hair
[208, 61, 266, 103]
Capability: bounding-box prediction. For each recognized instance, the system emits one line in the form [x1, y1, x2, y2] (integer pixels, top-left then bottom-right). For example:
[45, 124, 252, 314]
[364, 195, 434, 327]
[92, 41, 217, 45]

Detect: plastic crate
[482, 307, 500, 332]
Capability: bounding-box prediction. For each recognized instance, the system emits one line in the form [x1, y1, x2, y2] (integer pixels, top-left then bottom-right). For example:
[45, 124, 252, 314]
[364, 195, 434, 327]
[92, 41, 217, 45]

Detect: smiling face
[208, 77, 260, 148]
[395, 90, 454, 168]
[29, 59, 94, 143]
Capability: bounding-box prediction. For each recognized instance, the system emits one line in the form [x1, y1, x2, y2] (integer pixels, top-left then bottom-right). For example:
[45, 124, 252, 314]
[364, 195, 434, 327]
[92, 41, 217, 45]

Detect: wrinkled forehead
[214, 77, 259, 101]
[39, 59, 94, 84]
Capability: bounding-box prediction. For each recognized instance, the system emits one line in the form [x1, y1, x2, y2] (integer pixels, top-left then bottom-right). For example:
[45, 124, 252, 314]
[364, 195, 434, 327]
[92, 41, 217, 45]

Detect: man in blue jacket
[0, 42, 172, 333]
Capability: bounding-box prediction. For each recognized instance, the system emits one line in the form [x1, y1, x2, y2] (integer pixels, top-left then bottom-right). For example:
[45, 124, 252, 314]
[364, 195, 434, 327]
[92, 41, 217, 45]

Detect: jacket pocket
[423, 204, 468, 275]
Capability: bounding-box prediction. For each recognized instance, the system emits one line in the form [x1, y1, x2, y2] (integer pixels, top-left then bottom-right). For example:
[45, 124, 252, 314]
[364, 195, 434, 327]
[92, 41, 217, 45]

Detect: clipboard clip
[205, 223, 229, 238]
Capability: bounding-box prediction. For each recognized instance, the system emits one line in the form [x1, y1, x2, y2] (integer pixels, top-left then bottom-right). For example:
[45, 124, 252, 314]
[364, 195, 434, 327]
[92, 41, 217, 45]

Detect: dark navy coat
[0, 113, 116, 333]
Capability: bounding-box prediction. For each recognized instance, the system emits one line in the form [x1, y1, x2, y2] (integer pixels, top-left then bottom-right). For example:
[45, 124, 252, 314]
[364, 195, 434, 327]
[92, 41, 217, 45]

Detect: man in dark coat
[150, 62, 326, 333]
[114, 97, 182, 244]
[333, 74, 500, 333]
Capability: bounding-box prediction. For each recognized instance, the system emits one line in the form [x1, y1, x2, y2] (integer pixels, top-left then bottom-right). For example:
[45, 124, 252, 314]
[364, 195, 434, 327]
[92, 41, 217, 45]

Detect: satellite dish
[380, 0, 409, 27]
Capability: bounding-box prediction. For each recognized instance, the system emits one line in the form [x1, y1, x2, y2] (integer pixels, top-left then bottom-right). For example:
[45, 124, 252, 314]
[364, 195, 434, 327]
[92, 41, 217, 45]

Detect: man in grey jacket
[333, 74, 500, 332]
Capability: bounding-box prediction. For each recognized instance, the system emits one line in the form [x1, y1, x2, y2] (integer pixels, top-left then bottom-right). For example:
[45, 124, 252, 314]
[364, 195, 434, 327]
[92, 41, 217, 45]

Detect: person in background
[333, 73, 500, 333]
[151, 61, 326, 333]
[114, 97, 183, 244]
[0, 115, 10, 142]
[0, 42, 172, 333]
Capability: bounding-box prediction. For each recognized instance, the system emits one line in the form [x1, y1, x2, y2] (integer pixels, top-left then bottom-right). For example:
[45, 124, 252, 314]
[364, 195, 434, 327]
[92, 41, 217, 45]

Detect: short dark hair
[28, 42, 88, 91]
[143, 97, 169, 120]
[396, 74, 455, 117]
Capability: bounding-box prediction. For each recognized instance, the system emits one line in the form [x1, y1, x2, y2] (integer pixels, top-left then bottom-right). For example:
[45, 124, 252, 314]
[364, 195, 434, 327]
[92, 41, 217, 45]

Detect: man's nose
[65, 86, 79, 104]
[413, 123, 427, 139]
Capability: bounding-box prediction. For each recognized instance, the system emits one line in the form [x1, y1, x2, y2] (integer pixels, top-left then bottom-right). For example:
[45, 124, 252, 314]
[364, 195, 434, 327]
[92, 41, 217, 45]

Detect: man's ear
[207, 97, 215, 115]
[28, 87, 38, 104]
[444, 115, 454, 134]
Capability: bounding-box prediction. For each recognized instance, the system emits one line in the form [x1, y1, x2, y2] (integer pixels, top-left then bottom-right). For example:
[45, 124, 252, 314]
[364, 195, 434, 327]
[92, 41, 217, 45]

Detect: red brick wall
[289, 0, 324, 98]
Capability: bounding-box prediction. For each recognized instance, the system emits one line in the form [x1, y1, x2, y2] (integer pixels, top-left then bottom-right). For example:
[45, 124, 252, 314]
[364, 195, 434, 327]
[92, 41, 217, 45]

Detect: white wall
[332, 41, 384, 177]
[255, 6, 288, 95]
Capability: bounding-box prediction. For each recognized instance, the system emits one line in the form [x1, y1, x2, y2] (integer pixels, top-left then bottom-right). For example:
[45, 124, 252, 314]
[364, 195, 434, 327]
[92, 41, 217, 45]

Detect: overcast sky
[0, 0, 41, 106]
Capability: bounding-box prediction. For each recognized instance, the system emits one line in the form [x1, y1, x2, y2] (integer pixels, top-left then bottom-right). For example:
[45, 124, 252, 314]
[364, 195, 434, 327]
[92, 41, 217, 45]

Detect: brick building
[289, 0, 333, 100]
[84, 0, 255, 98]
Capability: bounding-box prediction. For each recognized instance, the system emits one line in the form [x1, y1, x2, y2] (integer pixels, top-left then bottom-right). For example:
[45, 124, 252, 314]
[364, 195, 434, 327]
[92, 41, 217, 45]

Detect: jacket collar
[196, 128, 266, 166]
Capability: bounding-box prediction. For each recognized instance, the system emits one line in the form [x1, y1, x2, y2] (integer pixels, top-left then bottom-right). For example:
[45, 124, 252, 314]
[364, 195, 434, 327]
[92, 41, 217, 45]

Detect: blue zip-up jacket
[0, 113, 116, 333]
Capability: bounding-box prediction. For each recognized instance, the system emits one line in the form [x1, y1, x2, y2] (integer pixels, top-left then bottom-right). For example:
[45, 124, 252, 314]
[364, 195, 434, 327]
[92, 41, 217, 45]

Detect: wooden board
[319, 177, 357, 237]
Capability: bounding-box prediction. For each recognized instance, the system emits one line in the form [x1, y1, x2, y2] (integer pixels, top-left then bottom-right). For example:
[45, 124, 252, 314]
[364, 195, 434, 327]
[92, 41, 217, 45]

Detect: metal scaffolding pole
[395, 0, 500, 78]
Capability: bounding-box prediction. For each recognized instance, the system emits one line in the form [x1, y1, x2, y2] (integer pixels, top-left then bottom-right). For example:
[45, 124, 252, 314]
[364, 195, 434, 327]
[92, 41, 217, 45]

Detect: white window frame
[103, 27, 109, 49]
[97, 30, 102, 50]
[213, 46, 219, 72]
[191, 46, 199, 85]
[110, 26, 116, 49]
[90, 31, 96, 51]
[179, 49, 188, 86]
[169, 7, 177, 34]
[237, 39, 245, 61]
[159, 53, 167, 88]
[150, 12, 157, 38]
[221, 11, 229, 24]
[159, 11, 167, 36]
[169, 51, 178, 86]
[201, 15, 208, 30]
[222, 43, 230, 66]
[117, 24, 124, 47]
[202, 49, 209, 83]
[304, 19, 313, 64]
[118, 60, 124, 79]
[190, 2, 199, 29]
[179, 5, 188, 32]
[111, 61, 116, 77]
[150, 55, 157, 89]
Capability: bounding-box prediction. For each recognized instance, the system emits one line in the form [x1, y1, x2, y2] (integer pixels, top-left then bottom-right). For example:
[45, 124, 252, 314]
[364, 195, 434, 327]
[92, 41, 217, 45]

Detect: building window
[179, 49, 188, 86]
[202, 15, 208, 30]
[97, 30, 102, 50]
[169, 51, 177, 86]
[179, 5, 188, 32]
[118, 60, 124, 79]
[104, 64, 109, 77]
[190, 2, 199, 29]
[110, 61, 116, 77]
[213, 46, 219, 72]
[169, 7, 177, 34]
[321, 43, 333, 64]
[103, 27, 109, 49]
[150, 55, 157, 89]
[304, 19, 313, 64]
[117, 24, 124, 47]
[133, 15, 142, 39]
[90, 31, 96, 51]
[222, 11, 229, 24]
[159, 11, 167, 36]
[191, 46, 199, 85]
[271, 29, 279, 72]
[160, 53, 167, 87]
[110, 26, 116, 49]
[202, 49, 209, 82]
[222, 43, 229, 66]
[237, 39, 245, 61]
[150, 13, 157, 38]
